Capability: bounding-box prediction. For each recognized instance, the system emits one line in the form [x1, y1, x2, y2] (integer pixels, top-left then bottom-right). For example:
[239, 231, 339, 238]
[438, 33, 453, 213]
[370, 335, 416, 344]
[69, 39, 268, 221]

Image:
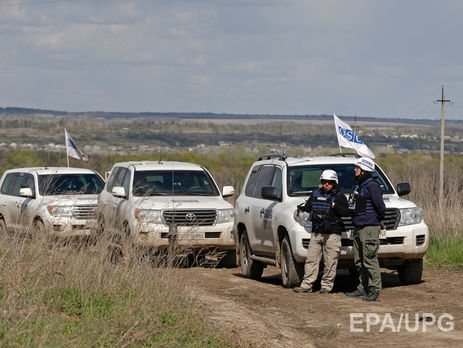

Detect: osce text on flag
[338, 126, 365, 144]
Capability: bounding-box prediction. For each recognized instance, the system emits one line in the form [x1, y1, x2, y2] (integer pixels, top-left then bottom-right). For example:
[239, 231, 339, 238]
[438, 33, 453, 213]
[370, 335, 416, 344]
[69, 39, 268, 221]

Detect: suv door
[99, 166, 120, 222]
[238, 165, 262, 251]
[239, 164, 278, 254]
[0, 173, 17, 231]
[0, 173, 35, 232]
[107, 167, 131, 229]
[251, 165, 282, 254]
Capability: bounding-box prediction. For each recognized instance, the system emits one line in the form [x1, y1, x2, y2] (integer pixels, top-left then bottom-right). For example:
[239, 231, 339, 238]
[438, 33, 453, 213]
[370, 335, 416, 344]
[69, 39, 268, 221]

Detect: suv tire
[96, 215, 105, 235]
[32, 219, 53, 246]
[280, 236, 304, 288]
[240, 231, 264, 279]
[219, 250, 237, 268]
[398, 258, 423, 284]
[0, 218, 7, 235]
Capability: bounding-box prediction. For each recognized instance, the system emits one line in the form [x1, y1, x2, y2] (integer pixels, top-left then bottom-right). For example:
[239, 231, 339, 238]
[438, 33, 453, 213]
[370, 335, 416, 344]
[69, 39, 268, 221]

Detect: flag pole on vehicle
[333, 113, 375, 158]
[64, 128, 88, 167]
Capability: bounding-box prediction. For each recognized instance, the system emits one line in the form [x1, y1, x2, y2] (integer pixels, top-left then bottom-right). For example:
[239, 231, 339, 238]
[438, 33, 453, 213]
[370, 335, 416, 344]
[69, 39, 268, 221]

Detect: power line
[392, 86, 442, 118]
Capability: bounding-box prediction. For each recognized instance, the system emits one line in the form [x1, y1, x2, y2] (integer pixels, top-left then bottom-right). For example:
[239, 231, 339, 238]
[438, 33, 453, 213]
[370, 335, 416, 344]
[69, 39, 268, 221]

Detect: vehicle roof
[3, 167, 98, 175]
[111, 161, 205, 171]
[256, 155, 361, 167]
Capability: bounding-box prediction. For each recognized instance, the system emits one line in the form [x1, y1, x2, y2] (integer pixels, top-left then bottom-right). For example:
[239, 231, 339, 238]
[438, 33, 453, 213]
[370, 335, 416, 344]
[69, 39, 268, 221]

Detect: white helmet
[320, 169, 338, 184]
[355, 157, 375, 172]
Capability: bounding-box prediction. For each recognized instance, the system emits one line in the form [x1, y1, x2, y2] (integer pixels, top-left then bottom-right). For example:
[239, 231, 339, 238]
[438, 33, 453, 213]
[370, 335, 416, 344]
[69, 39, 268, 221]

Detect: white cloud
[0, 0, 462, 118]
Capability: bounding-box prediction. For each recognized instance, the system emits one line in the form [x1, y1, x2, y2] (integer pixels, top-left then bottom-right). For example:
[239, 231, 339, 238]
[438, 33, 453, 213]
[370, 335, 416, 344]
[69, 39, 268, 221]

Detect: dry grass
[0, 228, 238, 347]
[379, 153, 463, 237]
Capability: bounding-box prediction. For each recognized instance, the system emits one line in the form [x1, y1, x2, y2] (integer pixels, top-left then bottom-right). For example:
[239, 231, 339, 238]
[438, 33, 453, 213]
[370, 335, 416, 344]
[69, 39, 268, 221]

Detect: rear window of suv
[133, 170, 219, 196]
[287, 164, 394, 196]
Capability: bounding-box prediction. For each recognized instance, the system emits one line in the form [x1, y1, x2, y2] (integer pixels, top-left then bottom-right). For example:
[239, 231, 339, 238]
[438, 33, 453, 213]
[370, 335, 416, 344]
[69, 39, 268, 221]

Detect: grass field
[425, 235, 463, 270]
[0, 148, 461, 345]
[0, 232, 239, 347]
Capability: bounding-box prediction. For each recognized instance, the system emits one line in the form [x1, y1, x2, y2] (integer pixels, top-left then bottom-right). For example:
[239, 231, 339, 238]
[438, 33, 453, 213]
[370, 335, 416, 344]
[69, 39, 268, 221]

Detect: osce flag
[333, 113, 375, 159]
[65, 129, 88, 161]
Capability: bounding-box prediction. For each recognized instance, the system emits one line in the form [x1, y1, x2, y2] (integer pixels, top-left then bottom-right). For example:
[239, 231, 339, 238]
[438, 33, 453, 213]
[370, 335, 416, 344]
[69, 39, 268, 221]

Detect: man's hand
[380, 221, 386, 230]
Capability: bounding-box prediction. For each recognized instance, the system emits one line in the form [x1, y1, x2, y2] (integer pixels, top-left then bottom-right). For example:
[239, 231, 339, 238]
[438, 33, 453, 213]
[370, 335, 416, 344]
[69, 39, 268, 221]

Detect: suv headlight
[294, 210, 311, 227]
[47, 205, 73, 217]
[135, 209, 163, 224]
[216, 208, 234, 224]
[399, 207, 423, 226]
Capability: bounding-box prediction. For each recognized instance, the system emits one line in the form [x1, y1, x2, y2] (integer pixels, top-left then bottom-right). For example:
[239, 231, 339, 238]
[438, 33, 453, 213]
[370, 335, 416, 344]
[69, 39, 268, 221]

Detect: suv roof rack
[257, 154, 287, 161]
[329, 153, 360, 158]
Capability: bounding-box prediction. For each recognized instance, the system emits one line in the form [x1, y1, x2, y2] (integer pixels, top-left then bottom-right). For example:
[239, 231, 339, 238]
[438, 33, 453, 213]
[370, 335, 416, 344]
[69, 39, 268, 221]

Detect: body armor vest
[311, 189, 343, 232]
[351, 178, 376, 215]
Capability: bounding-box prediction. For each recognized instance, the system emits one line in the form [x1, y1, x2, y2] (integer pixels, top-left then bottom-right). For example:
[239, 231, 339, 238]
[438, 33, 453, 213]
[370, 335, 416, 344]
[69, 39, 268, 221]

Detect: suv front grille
[162, 209, 217, 226]
[73, 205, 97, 220]
[340, 208, 400, 230]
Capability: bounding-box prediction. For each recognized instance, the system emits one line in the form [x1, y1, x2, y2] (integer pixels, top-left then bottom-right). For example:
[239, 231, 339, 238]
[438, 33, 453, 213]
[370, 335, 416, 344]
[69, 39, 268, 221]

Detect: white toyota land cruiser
[0, 167, 105, 238]
[97, 161, 236, 264]
[234, 154, 429, 288]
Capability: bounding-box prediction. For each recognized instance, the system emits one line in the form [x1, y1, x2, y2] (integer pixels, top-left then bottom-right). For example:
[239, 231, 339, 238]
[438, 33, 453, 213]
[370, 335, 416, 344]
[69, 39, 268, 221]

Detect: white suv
[234, 154, 429, 288]
[0, 167, 105, 237]
[97, 161, 236, 264]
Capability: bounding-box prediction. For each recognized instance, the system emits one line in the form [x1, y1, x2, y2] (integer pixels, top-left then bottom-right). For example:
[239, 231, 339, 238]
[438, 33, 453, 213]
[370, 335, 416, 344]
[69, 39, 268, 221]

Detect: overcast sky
[1, 0, 462, 119]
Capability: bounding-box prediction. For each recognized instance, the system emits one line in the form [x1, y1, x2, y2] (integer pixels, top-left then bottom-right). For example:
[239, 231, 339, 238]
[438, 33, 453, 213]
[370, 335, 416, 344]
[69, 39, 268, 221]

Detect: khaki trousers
[353, 225, 382, 293]
[300, 232, 341, 291]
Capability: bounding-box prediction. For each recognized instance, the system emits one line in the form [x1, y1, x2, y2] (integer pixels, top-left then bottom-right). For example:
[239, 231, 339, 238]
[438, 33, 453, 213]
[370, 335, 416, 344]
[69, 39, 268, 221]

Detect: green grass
[425, 235, 463, 269]
[0, 240, 239, 347]
[1, 282, 236, 347]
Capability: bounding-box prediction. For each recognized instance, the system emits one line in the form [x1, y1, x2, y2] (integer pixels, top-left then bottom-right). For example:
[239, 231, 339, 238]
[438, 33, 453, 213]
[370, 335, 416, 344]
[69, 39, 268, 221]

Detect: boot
[362, 289, 379, 301]
[293, 286, 312, 293]
[345, 289, 364, 298]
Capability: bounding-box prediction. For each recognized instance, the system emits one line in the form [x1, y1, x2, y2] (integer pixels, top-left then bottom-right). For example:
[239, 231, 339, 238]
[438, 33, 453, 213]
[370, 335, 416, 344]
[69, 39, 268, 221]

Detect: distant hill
[0, 106, 456, 125]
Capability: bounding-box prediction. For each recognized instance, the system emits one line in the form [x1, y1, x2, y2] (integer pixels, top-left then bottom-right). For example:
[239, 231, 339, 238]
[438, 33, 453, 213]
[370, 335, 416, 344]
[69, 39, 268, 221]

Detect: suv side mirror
[112, 186, 127, 198]
[222, 186, 235, 197]
[397, 182, 411, 196]
[262, 186, 281, 201]
[19, 187, 33, 198]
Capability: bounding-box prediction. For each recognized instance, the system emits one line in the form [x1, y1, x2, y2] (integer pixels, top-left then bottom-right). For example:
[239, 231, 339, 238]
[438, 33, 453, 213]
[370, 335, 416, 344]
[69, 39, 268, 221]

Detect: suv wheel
[398, 258, 423, 284]
[240, 231, 264, 279]
[219, 250, 237, 268]
[0, 218, 7, 235]
[96, 215, 105, 234]
[280, 236, 303, 288]
[32, 219, 52, 246]
[107, 233, 123, 264]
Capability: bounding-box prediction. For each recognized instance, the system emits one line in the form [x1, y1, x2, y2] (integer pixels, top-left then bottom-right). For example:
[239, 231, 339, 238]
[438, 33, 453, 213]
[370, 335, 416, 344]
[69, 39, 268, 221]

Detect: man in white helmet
[345, 157, 386, 302]
[293, 169, 348, 294]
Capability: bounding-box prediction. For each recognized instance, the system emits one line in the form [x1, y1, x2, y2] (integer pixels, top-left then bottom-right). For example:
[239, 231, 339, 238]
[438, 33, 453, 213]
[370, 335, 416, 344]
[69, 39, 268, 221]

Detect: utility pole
[435, 85, 451, 214]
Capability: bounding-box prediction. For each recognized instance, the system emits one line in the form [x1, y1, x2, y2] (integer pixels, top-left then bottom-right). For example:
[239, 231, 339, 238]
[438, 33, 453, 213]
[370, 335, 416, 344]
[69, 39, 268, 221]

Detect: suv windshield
[38, 174, 105, 195]
[287, 164, 394, 196]
[133, 170, 219, 196]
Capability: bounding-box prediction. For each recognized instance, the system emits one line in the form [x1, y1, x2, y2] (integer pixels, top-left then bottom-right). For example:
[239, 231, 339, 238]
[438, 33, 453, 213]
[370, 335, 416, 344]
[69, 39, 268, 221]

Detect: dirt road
[182, 265, 463, 347]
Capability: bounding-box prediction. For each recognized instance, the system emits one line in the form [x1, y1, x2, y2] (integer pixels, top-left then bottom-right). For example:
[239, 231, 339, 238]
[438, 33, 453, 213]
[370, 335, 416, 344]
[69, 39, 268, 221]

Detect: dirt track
[182, 265, 463, 347]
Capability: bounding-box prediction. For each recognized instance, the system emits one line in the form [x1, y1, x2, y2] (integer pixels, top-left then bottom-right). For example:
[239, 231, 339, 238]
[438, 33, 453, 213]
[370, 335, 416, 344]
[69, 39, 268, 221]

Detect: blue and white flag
[333, 114, 375, 159]
[65, 128, 88, 161]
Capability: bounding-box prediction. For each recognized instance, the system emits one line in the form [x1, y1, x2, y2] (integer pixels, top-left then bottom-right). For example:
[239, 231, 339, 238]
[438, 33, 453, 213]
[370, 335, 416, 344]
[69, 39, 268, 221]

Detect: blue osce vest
[353, 178, 376, 216]
[311, 189, 343, 231]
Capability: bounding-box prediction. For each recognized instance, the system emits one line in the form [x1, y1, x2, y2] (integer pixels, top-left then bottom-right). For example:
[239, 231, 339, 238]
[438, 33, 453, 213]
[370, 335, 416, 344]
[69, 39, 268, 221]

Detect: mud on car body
[234, 154, 428, 288]
[0, 167, 104, 238]
[97, 161, 236, 265]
